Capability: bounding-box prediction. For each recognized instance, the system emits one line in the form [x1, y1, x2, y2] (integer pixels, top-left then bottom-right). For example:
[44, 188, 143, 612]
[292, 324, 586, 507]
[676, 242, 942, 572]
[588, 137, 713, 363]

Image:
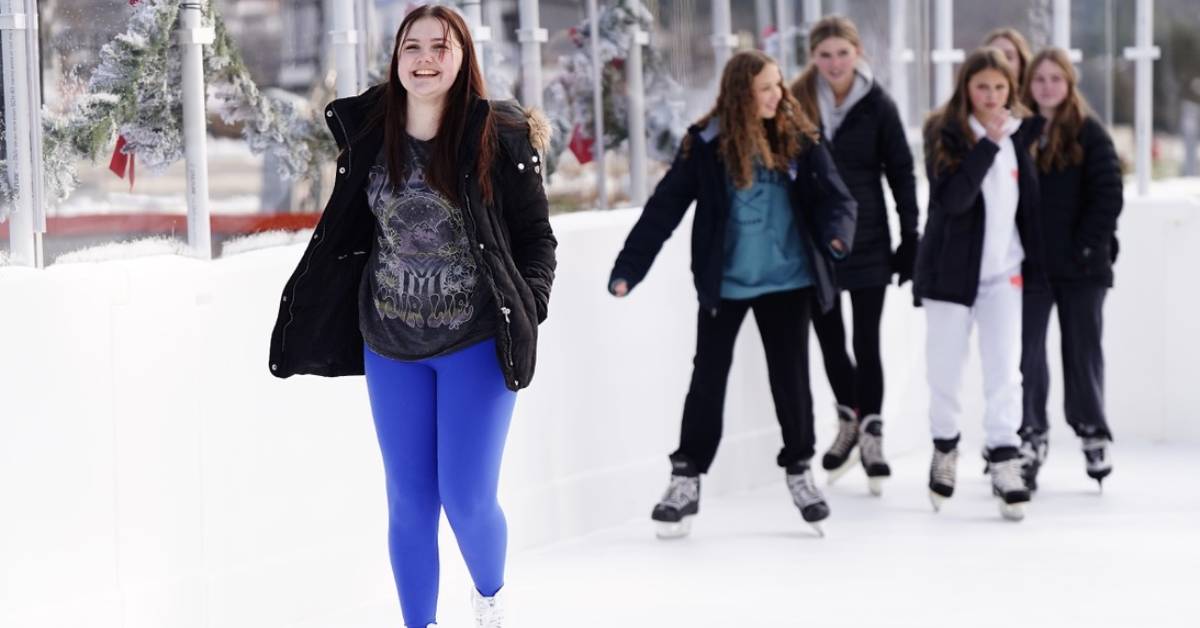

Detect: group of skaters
[610, 19, 1122, 535]
[272, 6, 1122, 626]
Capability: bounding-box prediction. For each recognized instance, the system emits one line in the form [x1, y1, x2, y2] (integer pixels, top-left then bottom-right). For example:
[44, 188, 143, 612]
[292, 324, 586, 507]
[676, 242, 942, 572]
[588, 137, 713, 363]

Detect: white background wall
[2, 192, 1197, 627]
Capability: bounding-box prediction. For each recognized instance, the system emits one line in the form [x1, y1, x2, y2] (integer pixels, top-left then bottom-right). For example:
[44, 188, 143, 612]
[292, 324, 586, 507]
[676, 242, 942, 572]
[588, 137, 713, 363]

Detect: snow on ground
[52, 235, 189, 264]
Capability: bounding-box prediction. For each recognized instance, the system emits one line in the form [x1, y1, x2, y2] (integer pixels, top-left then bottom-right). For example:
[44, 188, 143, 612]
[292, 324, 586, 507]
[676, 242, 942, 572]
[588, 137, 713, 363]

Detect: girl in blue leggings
[268, 5, 555, 625]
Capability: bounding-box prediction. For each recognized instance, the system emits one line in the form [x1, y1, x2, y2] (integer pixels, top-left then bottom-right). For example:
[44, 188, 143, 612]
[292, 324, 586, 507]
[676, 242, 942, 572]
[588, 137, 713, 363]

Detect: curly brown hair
[790, 15, 865, 129]
[688, 50, 820, 189]
[923, 47, 1028, 176]
[1021, 47, 1090, 172]
[984, 27, 1033, 89]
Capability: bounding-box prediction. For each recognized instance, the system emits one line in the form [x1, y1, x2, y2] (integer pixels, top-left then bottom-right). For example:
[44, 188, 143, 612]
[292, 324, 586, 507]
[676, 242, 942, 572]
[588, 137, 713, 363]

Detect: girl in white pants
[915, 47, 1045, 521]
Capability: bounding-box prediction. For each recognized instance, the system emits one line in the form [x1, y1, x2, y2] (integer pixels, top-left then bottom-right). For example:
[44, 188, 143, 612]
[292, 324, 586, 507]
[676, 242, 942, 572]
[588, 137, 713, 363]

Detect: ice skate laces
[787, 468, 824, 507]
[829, 417, 858, 457]
[860, 426, 884, 465]
[930, 449, 958, 486]
[1082, 438, 1109, 467]
[660, 475, 699, 510]
[991, 457, 1025, 491]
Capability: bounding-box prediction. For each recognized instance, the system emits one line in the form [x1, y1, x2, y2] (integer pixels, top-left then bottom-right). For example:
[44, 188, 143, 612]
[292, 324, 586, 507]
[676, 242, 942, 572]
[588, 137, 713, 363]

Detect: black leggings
[811, 286, 887, 416]
[671, 288, 815, 473]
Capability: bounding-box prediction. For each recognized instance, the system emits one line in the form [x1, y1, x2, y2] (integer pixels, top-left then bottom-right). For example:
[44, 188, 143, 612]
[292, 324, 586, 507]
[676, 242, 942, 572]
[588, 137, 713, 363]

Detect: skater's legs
[975, 273, 1024, 450]
[849, 286, 887, 416]
[432, 339, 517, 599]
[752, 288, 816, 467]
[1020, 280, 1055, 438]
[674, 300, 752, 473]
[1057, 284, 1111, 440]
[924, 299, 973, 441]
[364, 347, 441, 628]
[812, 292, 857, 408]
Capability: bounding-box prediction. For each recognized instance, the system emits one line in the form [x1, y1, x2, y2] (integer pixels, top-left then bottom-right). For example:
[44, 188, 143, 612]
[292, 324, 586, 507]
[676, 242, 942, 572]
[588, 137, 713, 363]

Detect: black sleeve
[500, 136, 557, 323]
[878, 96, 919, 238]
[808, 140, 857, 253]
[1075, 118, 1124, 254]
[926, 135, 1000, 217]
[608, 139, 699, 292]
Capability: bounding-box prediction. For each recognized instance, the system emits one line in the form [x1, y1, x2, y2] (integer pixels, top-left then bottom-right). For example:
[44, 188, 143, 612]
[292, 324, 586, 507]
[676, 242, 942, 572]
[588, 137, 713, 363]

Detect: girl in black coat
[267, 7, 555, 626]
[919, 47, 1044, 521]
[609, 50, 857, 539]
[1018, 47, 1123, 490]
[791, 16, 920, 496]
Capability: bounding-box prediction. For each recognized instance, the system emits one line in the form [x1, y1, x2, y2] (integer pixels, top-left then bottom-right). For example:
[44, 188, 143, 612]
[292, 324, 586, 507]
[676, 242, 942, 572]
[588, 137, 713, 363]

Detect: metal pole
[587, 0, 606, 209]
[517, 0, 547, 109]
[931, 0, 962, 105]
[711, 0, 735, 72]
[888, 0, 913, 128]
[755, 0, 771, 48]
[803, 0, 822, 25]
[773, 0, 792, 78]
[329, 0, 360, 98]
[460, 0, 488, 69]
[1053, 0, 1083, 62]
[1, 0, 40, 267]
[627, 27, 648, 206]
[1124, 0, 1159, 195]
[180, 1, 214, 259]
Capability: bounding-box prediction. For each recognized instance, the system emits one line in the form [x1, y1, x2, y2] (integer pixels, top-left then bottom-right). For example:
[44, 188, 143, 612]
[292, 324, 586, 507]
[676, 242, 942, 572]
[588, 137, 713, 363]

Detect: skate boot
[929, 436, 960, 512]
[471, 587, 505, 628]
[858, 415, 892, 496]
[1018, 433, 1049, 493]
[981, 445, 992, 475]
[1082, 437, 1113, 489]
[822, 404, 860, 485]
[786, 460, 830, 537]
[989, 446, 1032, 521]
[650, 458, 700, 539]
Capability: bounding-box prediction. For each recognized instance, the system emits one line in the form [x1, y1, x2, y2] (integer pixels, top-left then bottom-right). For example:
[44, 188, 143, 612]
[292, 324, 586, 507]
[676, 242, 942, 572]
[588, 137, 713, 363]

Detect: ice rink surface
[342, 441, 1199, 628]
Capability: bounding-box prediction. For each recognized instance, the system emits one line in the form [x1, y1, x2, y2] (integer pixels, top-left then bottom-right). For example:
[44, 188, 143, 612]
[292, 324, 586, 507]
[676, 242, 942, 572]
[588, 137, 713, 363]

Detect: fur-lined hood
[522, 106, 551, 153]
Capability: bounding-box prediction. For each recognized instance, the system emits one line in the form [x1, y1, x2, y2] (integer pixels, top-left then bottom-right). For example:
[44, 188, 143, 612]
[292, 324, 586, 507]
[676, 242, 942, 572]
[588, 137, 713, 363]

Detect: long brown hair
[375, 5, 498, 205]
[983, 28, 1033, 89]
[790, 15, 865, 127]
[691, 50, 820, 189]
[1021, 47, 1089, 172]
[923, 47, 1028, 176]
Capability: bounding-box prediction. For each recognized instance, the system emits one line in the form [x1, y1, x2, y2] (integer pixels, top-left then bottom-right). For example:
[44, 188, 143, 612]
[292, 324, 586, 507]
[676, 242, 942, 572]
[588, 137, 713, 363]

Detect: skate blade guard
[654, 517, 693, 539]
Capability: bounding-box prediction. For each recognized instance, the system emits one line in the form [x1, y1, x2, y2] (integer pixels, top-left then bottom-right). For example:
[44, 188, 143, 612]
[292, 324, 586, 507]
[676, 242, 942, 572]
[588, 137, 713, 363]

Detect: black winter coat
[915, 116, 1046, 306]
[1036, 116, 1123, 287]
[609, 120, 857, 314]
[268, 86, 557, 391]
[822, 83, 919, 290]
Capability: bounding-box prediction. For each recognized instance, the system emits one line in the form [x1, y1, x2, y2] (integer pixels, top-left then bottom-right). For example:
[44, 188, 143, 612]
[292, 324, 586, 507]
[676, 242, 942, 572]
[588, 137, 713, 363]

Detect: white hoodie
[969, 114, 1025, 282]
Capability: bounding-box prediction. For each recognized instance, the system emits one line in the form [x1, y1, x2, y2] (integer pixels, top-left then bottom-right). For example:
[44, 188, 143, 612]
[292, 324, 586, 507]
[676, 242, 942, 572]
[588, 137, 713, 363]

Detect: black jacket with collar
[915, 115, 1046, 307]
[821, 83, 920, 291]
[268, 85, 557, 391]
[608, 119, 858, 314]
[1036, 116, 1123, 287]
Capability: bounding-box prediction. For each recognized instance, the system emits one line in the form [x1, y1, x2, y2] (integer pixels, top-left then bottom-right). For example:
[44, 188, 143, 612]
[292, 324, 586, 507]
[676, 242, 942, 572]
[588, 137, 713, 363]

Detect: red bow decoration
[109, 135, 136, 190]
[568, 123, 595, 165]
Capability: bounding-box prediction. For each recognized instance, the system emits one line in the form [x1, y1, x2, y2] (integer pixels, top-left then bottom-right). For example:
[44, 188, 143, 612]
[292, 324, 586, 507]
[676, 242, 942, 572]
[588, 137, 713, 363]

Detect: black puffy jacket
[268, 86, 557, 391]
[609, 119, 857, 314]
[915, 116, 1046, 306]
[1036, 116, 1123, 287]
[821, 83, 919, 290]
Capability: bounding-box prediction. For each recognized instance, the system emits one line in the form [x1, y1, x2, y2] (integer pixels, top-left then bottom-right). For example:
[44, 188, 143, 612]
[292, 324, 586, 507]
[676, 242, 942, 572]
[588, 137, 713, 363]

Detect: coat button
[313, 233, 320, 240]
[326, 110, 333, 118]
[517, 163, 525, 171]
[338, 167, 346, 174]
[282, 295, 288, 302]
[514, 379, 519, 387]
[271, 363, 278, 371]
[479, 243, 485, 250]
[534, 166, 541, 174]
[532, 155, 539, 163]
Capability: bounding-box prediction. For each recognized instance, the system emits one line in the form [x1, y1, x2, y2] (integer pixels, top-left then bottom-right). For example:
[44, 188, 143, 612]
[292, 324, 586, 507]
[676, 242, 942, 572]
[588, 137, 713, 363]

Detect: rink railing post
[626, 27, 648, 206]
[180, 1, 214, 259]
[1, 0, 45, 268]
[1124, 0, 1159, 196]
[888, 0, 914, 129]
[517, 0, 547, 110]
[586, 0, 607, 209]
[930, 0, 962, 106]
[1052, 0, 1083, 62]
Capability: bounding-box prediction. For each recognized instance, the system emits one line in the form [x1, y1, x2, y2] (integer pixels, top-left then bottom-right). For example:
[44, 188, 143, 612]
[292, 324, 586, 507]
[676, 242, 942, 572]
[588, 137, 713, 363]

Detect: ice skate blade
[929, 492, 947, 513]
[868, 477, 884, 497]
[654, 518, 693, 540]
[808, 522, 826, 538]
[825, 449, 860, 485]
[999, 501, 1026, 522]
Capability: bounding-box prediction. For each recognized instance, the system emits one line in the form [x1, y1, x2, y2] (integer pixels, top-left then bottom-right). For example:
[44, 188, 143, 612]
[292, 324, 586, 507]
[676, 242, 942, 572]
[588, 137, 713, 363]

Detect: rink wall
[2, 193, 1198, 627]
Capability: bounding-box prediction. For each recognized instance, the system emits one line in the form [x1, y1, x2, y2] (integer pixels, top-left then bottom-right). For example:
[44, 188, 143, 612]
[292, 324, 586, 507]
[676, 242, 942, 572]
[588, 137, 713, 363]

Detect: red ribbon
[109, 135, 136, 190]
[568, 123, 595, 165]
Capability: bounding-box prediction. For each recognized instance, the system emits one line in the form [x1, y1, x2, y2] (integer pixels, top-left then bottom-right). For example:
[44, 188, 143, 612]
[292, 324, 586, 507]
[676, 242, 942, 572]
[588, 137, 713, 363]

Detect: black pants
[1020, 281, 1111, 440]
[672, 288, 815, 473]
[811, 286, 887, 416]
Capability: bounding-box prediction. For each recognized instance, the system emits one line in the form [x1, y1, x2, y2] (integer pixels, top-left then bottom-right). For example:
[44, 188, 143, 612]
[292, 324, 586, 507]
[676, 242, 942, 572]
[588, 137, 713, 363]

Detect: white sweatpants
[925, 270, 1023, 450]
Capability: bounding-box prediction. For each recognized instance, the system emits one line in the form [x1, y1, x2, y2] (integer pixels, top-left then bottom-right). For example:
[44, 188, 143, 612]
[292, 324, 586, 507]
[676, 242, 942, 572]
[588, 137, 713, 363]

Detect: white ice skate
[990, 453, 1031, 522]
[651, 472, 700, 540]
[928, 447, 958, 512]
[822, 405, 860, 485]
[471, 587, 505, 628]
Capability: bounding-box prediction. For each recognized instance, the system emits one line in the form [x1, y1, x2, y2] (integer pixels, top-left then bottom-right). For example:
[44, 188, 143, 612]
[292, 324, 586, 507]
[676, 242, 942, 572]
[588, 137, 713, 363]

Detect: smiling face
[968, 68, 1011, 118]
[812, 36, 860, 93]
[752, 63, 784, 119]
[396, 17, 464, 104]
[1028, 58, 1070, 114]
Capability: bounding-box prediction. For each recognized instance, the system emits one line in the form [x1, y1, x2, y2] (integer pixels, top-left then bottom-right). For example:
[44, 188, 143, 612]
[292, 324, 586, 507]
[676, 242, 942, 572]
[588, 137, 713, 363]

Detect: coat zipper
[460, 173, 518, 383]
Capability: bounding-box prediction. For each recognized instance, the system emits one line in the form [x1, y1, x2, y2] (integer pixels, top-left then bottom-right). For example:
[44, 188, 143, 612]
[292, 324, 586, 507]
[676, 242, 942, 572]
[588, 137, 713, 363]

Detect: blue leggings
[364, 338, 517, 628]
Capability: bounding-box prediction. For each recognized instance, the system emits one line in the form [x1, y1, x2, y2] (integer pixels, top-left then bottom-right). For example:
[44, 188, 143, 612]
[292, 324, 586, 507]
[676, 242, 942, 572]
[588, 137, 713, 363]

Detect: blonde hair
[790, 15, 865, 127]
